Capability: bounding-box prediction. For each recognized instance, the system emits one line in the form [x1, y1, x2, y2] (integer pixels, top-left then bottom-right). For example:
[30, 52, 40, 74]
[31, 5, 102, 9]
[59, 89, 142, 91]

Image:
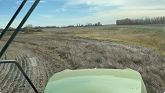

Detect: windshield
[0, 0, 165, 93]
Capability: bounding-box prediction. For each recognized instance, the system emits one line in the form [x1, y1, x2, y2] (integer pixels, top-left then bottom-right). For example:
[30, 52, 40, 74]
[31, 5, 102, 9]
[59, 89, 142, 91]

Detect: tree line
[0, 22, 102, 32]
[116, 16, 165, 25]
[34, 22, 102, 29]
[0, 24, 43, 34]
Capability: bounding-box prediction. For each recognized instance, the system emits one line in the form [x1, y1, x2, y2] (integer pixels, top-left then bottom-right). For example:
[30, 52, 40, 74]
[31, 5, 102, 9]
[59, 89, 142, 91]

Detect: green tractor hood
[44, 69, 147, 93]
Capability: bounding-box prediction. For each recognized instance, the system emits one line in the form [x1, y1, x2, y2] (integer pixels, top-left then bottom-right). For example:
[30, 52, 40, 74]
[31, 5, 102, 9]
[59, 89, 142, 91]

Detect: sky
[0, 0, 165, 28]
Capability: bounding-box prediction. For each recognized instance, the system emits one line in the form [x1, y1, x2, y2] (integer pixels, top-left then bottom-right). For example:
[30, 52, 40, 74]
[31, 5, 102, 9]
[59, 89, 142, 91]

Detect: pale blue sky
[0, 0, 165, 28]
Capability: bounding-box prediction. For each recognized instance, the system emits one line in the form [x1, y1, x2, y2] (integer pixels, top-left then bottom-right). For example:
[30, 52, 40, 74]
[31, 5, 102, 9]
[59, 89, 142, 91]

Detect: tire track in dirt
[0, 41, 55, 93]
[10, 49, 26, 93]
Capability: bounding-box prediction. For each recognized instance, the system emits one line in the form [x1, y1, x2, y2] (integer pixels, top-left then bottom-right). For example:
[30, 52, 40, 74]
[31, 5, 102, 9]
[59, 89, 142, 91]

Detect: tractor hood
[44, 69, 147, 93]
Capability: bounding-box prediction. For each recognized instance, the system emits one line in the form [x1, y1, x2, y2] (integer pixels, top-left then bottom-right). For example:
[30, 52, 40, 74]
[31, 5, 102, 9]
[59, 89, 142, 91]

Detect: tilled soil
[0, 40, 56, 93]
[0, 35, 165, 93]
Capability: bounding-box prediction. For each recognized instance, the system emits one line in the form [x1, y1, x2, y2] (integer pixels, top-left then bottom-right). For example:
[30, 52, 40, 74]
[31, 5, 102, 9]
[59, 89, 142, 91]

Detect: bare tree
[116, 16, 165, 25]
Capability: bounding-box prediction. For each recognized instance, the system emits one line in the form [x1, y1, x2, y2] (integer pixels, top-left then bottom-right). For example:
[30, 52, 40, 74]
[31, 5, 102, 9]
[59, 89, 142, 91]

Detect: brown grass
[49, 26, 165, 56]
[10, 34, 165, 93]
[1, 25, 165, 93]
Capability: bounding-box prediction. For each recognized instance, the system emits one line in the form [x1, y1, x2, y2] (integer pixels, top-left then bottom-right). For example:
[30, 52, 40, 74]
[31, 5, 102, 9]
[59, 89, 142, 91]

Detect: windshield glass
[0, 0, 165, 93]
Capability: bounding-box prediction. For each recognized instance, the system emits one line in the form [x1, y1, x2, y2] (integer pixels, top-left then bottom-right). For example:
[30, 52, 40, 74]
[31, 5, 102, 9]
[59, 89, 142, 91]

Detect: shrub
[35, 29, 43, 32]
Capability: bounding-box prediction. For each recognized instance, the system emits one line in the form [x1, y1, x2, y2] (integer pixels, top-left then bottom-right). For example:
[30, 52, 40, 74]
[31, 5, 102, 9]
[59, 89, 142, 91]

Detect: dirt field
[0, 25, 165, 93]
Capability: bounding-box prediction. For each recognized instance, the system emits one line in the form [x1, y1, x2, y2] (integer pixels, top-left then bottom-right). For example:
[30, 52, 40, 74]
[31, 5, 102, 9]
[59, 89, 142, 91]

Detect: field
[0, 25, 165, 93]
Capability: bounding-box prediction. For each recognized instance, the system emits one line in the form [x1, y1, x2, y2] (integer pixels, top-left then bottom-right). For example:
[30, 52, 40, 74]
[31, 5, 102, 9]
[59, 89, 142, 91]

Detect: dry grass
[1, 25, 165, 93]
[49, 25, 165, 57]
[11, 34, 165, 93]
[37, 26, 165, 93]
